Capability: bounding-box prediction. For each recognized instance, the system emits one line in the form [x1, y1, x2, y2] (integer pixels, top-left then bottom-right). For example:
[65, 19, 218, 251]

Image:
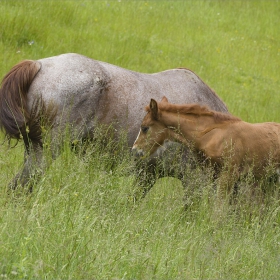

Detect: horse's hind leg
[9, 142, 45, 190]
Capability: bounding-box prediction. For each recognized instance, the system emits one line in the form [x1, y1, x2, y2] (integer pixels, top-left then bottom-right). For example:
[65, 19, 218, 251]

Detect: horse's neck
[161, 111, 217, 144]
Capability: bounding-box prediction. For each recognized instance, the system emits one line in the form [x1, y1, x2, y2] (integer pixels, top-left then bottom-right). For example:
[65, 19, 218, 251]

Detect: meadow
[0, 1, 280, 279]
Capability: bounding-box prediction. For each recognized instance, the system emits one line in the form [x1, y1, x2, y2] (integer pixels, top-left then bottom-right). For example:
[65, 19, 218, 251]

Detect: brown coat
[133, 97, 280, 197]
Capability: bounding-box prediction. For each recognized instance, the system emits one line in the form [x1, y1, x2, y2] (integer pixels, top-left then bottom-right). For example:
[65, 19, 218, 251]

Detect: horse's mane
[146, 102, 241, 123]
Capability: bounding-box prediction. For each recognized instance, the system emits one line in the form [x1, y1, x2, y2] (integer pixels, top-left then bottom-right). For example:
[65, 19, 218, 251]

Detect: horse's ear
[150, 99, 158, 120]
[161, 96, 168, 103]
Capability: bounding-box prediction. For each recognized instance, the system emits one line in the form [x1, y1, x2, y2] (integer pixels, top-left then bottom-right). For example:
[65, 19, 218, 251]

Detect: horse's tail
[0, 60, 41, 142]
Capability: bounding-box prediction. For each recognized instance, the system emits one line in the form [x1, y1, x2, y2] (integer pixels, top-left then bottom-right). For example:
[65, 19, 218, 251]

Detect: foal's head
[132, 97, 169, 158]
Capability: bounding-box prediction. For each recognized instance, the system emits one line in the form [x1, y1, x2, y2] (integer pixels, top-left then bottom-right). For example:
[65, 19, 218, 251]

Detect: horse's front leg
[133, 159, 158, 200]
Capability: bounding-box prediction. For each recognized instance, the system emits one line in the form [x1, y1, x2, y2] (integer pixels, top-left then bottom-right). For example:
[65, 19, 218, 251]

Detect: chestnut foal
[132, 97, 280, 199]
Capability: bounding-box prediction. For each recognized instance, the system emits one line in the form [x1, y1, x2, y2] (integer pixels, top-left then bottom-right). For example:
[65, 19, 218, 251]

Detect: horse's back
[29, 53, 109, 109]
[146, 68, 227, 112]
[95, 66, 228, 144]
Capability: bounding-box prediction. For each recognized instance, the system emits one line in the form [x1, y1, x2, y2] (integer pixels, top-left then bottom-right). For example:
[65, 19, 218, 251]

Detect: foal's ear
[150, 99, 158, 120]
[161, 96, 169, 103]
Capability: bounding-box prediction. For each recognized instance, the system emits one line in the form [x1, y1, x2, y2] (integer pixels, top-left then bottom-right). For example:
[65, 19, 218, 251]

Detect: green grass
[0, 1, 280, 279]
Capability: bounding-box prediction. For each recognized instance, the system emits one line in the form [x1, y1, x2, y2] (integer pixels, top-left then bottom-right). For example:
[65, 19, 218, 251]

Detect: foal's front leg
[216, 165, 239, 203]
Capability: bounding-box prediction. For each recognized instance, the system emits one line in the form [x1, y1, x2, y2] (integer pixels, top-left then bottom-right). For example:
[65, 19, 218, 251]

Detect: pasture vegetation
[0, 0, 280, 279]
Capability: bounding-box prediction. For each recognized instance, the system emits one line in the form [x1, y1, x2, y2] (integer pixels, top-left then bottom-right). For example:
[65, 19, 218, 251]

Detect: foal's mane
[147, 102, 241, 123]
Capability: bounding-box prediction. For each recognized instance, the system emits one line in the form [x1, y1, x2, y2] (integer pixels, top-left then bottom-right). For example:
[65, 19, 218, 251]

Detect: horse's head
[132, 97, 170, 158]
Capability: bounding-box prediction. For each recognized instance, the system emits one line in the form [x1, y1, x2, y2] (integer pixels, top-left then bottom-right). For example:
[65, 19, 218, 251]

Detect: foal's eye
[141, 126, 149, 133]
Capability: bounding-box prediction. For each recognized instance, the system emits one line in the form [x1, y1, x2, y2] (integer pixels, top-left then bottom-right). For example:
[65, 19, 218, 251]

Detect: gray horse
[0, 53, 228, 191]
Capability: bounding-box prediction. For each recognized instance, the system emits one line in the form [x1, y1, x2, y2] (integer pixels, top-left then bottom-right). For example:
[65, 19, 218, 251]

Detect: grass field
[0, 1, 280, 279]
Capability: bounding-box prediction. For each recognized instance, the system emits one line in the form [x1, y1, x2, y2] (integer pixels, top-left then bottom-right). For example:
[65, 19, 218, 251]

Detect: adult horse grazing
[132, 97, 280, 199]
[0, 53, 228, 190]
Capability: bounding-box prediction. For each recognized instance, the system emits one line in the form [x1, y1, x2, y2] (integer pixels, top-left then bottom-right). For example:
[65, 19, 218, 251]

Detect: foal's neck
[161, 110, 231, 144]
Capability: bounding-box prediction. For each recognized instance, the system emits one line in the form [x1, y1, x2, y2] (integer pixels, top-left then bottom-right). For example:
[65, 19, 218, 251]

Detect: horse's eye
[141, 126, 149, 133]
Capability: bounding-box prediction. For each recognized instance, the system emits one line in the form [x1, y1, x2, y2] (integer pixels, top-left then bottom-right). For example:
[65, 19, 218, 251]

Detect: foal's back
[219, 120, 280, 172]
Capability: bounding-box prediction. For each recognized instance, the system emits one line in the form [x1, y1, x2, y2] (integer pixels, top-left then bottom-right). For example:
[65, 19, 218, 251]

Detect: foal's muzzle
[131, 145, 145, 158]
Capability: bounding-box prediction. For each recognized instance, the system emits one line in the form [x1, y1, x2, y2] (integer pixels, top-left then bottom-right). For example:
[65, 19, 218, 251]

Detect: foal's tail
[0, 60, 41, 141]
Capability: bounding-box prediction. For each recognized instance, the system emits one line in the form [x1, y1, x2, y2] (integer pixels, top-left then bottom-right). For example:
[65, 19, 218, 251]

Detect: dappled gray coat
[0, 53, 228, 190]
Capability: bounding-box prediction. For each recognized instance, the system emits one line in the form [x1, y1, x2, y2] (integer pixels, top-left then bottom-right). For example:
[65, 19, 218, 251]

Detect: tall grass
[0, 1, 280, 279]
